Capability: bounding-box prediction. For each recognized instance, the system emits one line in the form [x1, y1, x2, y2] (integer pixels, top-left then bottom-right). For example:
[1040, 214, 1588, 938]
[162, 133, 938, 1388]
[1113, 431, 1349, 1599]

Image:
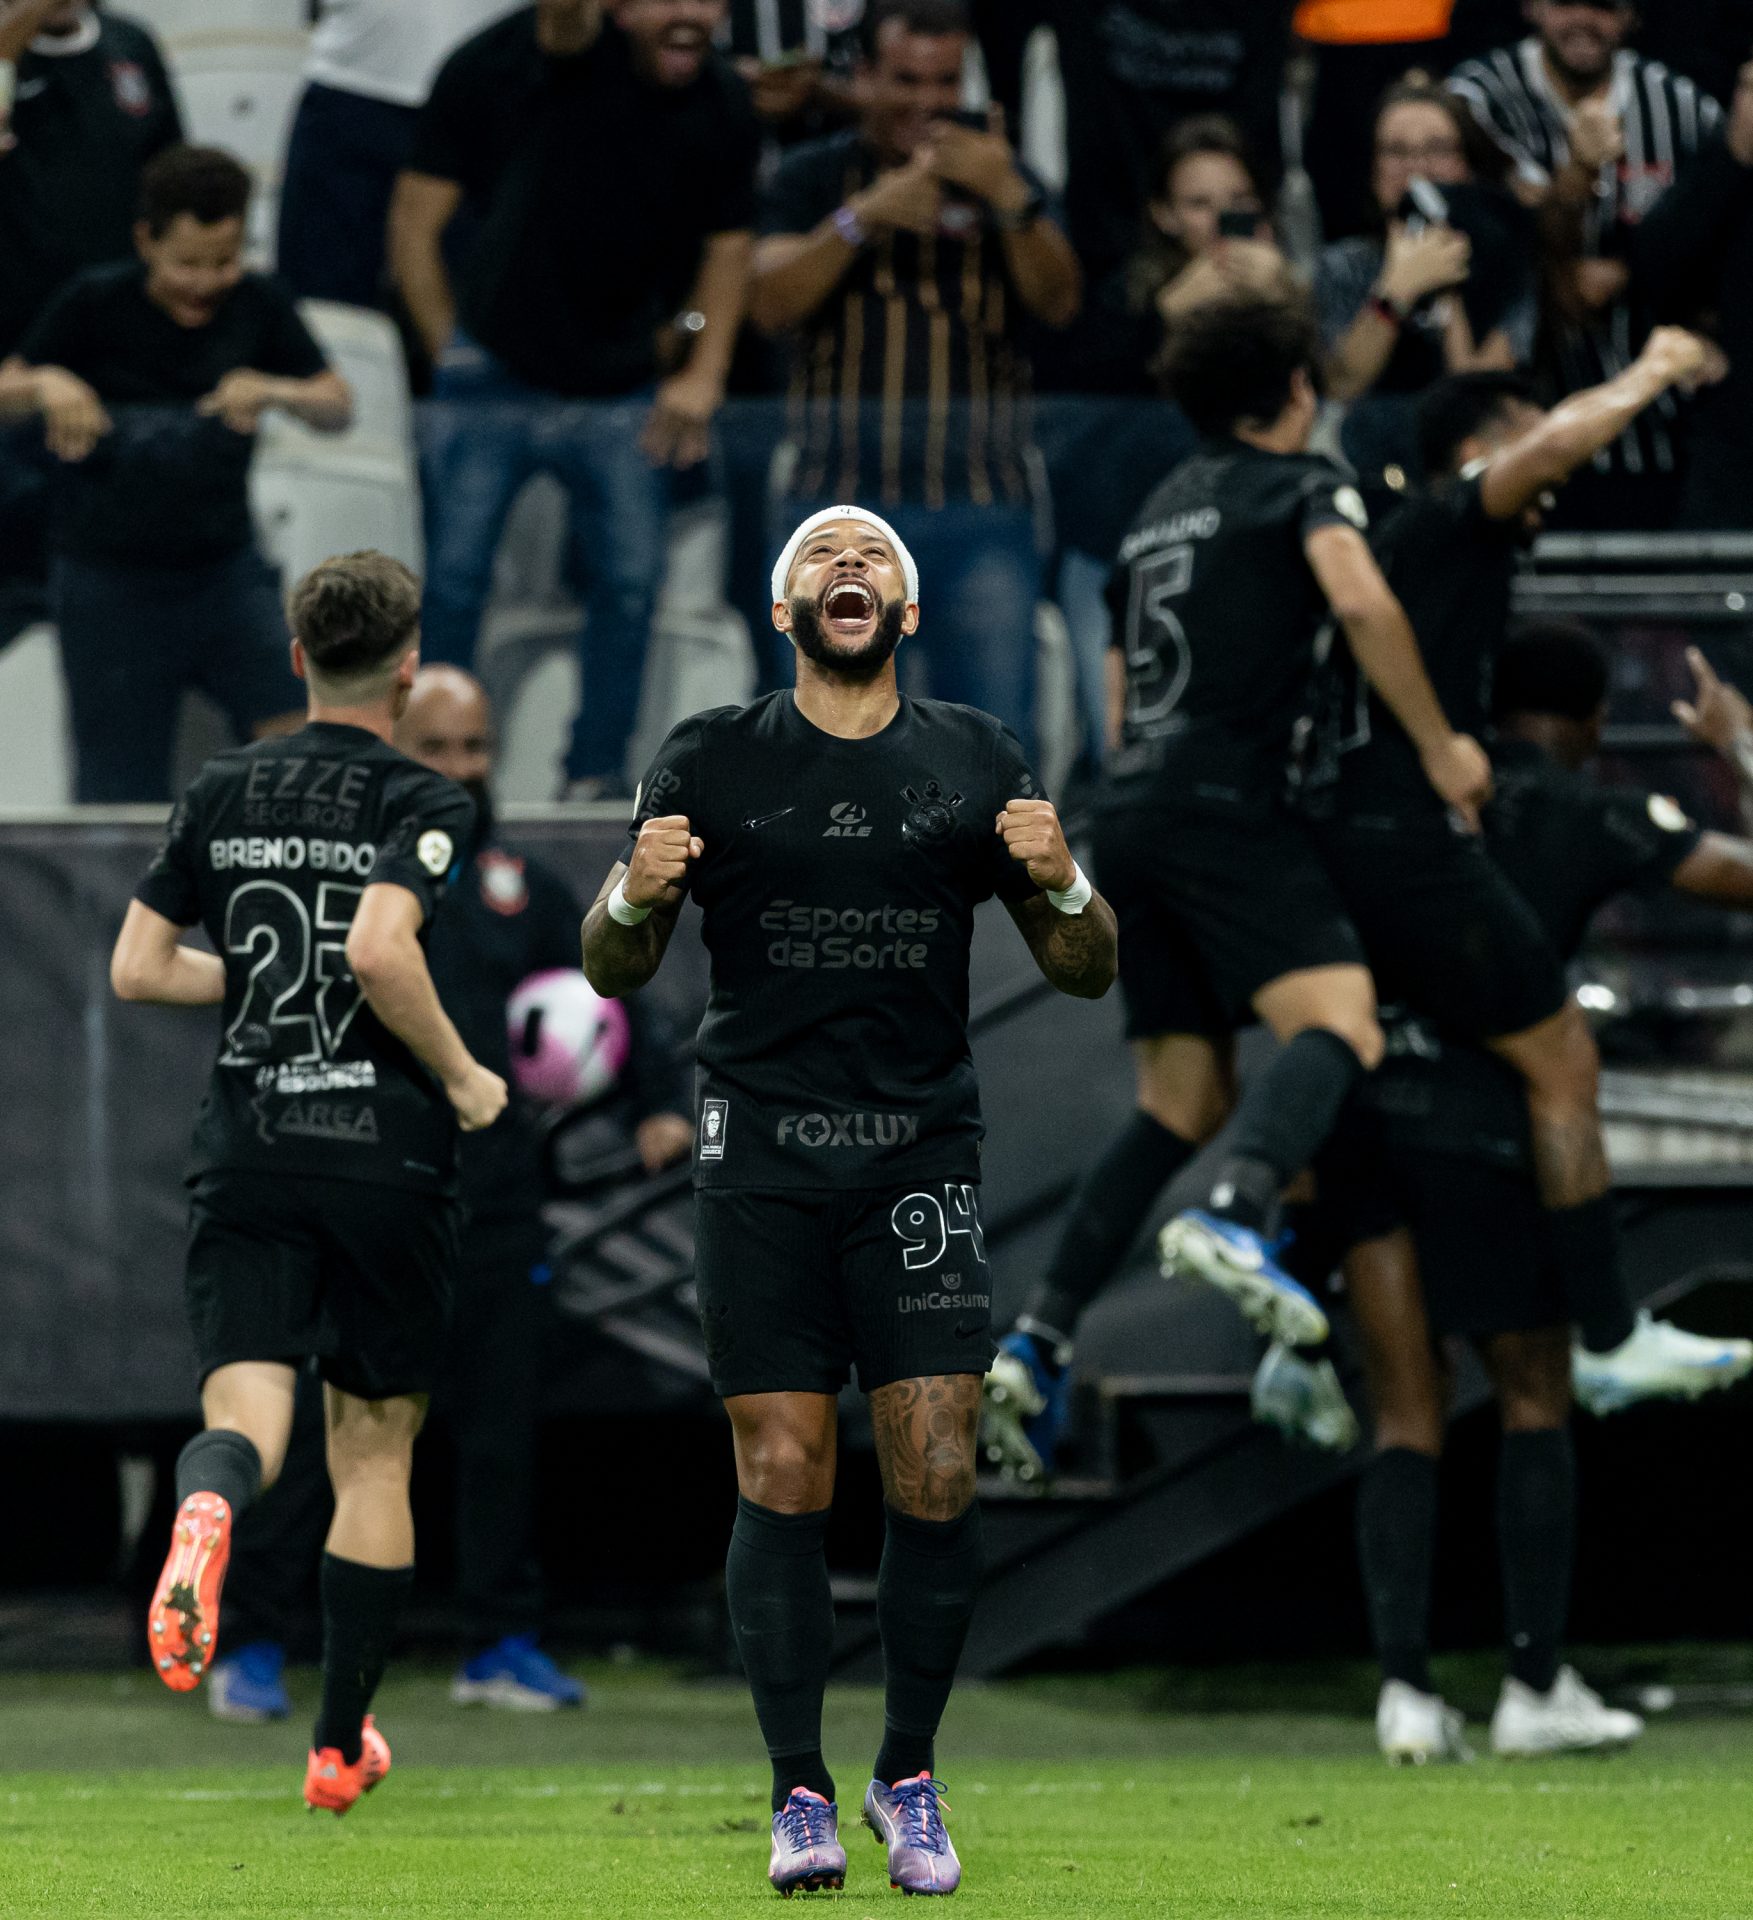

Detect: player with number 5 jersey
[111, 551, 506, 1815]
[582, 504, 1116, 1898]
[984, 297, 1488, 1483]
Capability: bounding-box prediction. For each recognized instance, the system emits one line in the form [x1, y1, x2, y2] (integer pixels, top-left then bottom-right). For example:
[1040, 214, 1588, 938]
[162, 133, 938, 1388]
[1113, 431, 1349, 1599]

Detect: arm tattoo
[579, 862, 681, 998]
[1006, 892, 1118, 1000]
[869, 1374, 981, 1521]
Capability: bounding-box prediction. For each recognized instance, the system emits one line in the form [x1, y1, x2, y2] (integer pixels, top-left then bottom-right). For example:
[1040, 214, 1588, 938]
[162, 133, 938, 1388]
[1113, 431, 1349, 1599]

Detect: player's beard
[788, 593, 906, 682]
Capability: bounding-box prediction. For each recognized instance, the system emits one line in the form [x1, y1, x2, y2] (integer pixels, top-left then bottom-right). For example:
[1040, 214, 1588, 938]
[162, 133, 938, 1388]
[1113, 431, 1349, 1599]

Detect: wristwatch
[833, 202, 869, 249]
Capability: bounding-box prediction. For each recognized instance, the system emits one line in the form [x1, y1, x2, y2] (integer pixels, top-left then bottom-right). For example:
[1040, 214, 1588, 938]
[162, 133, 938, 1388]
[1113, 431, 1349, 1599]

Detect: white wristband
[1045, 861, 1092, 916]
[606, 877, 652, 926]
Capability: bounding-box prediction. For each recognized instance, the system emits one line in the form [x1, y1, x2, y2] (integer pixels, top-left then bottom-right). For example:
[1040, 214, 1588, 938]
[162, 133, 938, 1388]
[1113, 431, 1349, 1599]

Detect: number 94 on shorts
[692, 1182, 995, 1399]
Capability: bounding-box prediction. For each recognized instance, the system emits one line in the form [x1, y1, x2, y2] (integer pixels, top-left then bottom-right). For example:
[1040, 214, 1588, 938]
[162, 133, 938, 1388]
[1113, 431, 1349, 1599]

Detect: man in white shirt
[277, 0, 521, 308]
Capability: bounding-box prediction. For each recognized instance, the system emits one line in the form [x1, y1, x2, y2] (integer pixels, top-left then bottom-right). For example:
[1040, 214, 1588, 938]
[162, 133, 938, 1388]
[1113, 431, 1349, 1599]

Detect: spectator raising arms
[277, 0, 522, 309]
[751, 0, 1081, 756]
[1448, 0, 1721, 527]
[391, 0, 759, 802]
[0, 147, 352, 803]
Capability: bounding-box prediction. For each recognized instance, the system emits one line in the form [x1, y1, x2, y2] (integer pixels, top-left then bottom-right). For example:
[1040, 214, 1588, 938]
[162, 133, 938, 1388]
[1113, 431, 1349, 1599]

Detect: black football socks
[873, 1503, 983, 1786]
[1207, 1030, 1367, 1233]
[725, 1499, 837, 1811]
[1498, 1428, 1574, 1695]
[1356, 1447, 1438, 1696]
[1024, 1110, 1200, 1346]
[1543, 1196, 1637, 1355]
[174, 1428, 262, 1519]
[314, 1553, 413, 1765]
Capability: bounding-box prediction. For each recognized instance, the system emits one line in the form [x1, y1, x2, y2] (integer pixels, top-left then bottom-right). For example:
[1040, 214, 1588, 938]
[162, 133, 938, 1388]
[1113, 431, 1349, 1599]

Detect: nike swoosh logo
[953, 1320, 987, 1339]
[16, 80, 47, 100]
[743, 806, 795, 830]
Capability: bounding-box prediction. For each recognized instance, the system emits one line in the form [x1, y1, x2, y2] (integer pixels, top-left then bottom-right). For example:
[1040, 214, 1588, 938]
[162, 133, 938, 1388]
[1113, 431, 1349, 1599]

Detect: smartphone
[1400, 176, 1450, 235]
[939, 106, 990, 131]
[1217, 208, 1260, 240]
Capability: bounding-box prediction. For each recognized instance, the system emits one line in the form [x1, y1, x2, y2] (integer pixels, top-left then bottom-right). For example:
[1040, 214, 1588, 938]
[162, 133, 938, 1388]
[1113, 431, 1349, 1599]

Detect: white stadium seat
[129, 0, 310, 44]
[287, 301, 416, 459]
[251, 450, 422, 584]
[252, 303, 422, 582]
[165, 36, 308, 264]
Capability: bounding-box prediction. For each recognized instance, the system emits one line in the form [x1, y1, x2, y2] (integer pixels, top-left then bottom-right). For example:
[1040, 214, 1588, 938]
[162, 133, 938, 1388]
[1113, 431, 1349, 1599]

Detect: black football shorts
[1310, 814, 1567, 1042]
[185, 1169, 460, 1399]
[1093, 797, 1367, 1040]
[1392, 1151, 1564, 1338]
[692, 1181, 996, 1397]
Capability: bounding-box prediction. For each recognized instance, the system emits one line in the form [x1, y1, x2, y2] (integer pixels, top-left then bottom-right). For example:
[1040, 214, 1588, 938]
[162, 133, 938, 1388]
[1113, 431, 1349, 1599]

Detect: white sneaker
[1490, 1666, 1644, 1756]
[1375, 1680, 1473, 1766]
[1250, 1342, 1360, 1453]
[1572, 1311, 1753, 1416]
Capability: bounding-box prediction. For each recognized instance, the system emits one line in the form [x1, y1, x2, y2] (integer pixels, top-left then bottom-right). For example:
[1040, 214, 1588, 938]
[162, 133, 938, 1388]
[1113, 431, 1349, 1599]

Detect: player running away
[582, 505, 1117, 1897]
[110, 552, 506, 1814]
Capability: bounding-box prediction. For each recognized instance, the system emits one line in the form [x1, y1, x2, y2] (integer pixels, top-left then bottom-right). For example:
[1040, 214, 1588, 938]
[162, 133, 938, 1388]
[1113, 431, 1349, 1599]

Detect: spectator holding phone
[1448, 0, 1721, 526]
[1317, 75, 1534, 480]
[749, 0, 1080, 755]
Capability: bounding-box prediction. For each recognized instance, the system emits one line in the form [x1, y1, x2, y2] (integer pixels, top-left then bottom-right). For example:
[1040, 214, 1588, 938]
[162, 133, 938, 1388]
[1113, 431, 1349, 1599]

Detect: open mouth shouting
[822, 576, 879, 638]
[654, 24, 708, 84]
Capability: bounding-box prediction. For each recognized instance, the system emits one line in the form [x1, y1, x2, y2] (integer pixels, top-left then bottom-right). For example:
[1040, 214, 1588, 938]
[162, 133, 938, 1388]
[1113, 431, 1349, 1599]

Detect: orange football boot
[304, 1717, 393, 1816]
[147, 1492, 233, 1691]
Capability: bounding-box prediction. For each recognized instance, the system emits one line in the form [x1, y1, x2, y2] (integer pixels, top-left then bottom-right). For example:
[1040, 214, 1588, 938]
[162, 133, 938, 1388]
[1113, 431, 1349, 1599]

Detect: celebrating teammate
[985, 293, 1487, 1475]
[581, 505, 1116, 1897]
[1269, 626, 1753, 1762]
[1306, 332, 1736, 1406]
[110, 552, 506, 1813]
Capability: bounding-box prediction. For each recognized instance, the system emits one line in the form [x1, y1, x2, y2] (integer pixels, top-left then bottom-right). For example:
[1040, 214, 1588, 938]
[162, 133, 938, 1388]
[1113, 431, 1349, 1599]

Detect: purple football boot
[864, 1772, 961, 1895]
[769, 1787, 846, 1896]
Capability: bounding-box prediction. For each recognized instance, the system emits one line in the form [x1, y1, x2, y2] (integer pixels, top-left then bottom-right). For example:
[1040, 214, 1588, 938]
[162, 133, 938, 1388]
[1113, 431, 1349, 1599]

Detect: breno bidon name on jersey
[209, 836, 377, 874]
[762, 899, 942, 971]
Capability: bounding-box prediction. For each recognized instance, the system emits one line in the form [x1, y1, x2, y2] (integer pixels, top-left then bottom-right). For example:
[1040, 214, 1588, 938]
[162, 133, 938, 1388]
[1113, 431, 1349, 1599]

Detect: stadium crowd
[2, 0, 1753, 799]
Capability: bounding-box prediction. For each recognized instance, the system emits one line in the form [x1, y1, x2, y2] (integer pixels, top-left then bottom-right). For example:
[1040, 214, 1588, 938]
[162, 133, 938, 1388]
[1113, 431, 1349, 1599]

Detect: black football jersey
[626, 692, 1042, 1189]
[1104, 440, 1366, 807]
[134, 722, 475, 1192]
[1320, 470, 1523, 823]
[1368, 741, 1703, 1167]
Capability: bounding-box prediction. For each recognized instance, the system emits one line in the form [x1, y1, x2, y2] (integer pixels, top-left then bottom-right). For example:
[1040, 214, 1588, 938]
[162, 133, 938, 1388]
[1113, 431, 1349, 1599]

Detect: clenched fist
[997, 797, 1076, 893]
[624, 814, 703, 909]
[1421, 732, 1493, 832]
[446, 1059, 508, 1132]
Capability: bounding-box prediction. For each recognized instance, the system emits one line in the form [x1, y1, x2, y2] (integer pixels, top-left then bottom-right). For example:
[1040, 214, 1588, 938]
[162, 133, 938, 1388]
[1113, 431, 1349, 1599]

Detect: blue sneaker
[207, 1640, 290, 1723]
[768, 1787, 846, 1895]
[864, 1772, 961, 1895]
[1158, 1209, 1330, 1347]
[449, 1634, 586, 1711]
[980, 1329, 1070, 1483]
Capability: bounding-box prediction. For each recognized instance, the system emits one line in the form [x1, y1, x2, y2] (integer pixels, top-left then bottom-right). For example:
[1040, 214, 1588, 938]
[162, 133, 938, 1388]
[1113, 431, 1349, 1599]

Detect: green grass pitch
[2, 1662, 1748, 1918]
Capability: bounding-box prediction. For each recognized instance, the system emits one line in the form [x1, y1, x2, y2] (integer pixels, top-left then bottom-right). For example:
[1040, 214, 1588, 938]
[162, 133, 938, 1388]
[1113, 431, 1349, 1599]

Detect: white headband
[770, 505, 920, 607]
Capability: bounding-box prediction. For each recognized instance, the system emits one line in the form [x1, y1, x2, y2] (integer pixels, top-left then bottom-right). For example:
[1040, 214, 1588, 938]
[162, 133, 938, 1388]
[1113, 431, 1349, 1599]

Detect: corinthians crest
[901, 781, 963, 848]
